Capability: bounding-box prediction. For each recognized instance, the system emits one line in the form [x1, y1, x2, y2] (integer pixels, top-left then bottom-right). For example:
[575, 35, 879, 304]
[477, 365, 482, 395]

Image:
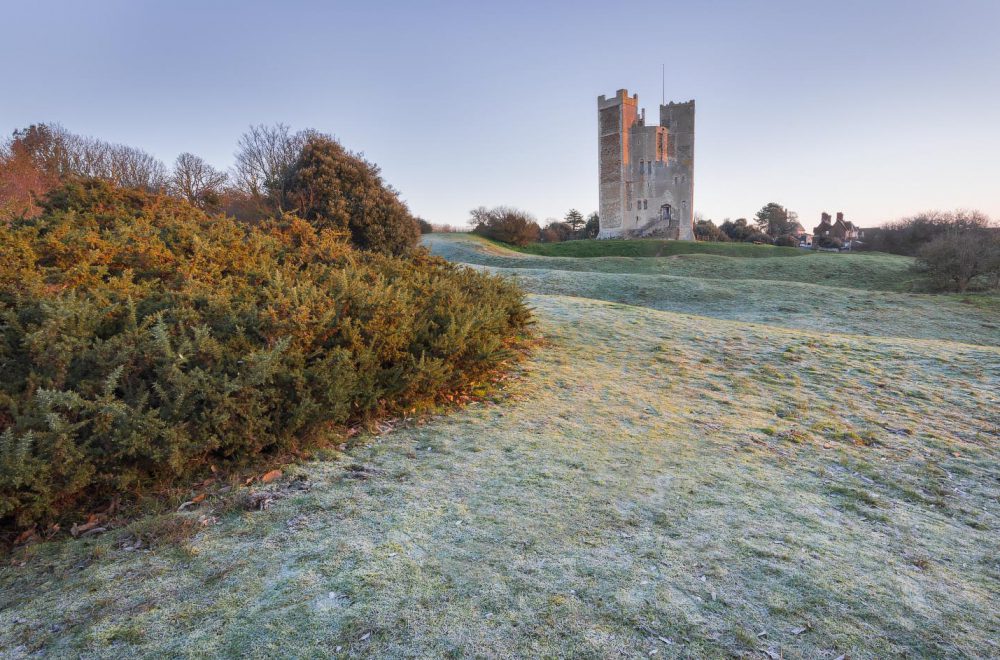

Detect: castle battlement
[598, 89, 638, 110]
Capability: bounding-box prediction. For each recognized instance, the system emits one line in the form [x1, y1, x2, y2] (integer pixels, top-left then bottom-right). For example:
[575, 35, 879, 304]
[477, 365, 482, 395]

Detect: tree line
[694, 202, 804, 246]
[0, 123, 431, 256]
[465, 195, 998, 291]
[469, 207, 599, 246]
[866, 211, 998, 292]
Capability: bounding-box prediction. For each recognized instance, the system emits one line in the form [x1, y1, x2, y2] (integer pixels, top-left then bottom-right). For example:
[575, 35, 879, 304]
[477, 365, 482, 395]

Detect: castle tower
[597, 89, 695, 240]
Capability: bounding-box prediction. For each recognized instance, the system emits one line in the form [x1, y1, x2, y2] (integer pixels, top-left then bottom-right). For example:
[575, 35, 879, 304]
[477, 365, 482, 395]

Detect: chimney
[821, 212, 831, 223]
[836, 212, 844, 222]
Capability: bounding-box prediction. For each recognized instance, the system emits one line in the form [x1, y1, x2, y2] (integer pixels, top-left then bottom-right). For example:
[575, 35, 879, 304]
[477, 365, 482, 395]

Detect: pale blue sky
[2, 0, 998, 227]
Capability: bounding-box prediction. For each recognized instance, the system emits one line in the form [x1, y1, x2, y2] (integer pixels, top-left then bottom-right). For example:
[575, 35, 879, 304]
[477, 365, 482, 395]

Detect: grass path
[3, 294, 998, 658]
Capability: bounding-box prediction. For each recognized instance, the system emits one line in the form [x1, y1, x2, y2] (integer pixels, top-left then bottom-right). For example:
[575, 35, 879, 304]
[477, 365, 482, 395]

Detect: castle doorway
[660, 204, 672, 226]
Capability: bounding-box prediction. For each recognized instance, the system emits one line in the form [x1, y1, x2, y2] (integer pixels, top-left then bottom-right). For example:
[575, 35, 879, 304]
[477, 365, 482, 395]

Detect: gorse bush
[0, 179, 530, 528]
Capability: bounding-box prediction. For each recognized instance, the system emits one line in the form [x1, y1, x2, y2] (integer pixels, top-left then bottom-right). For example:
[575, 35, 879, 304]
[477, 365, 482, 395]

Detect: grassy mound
[0, 180, 530, 529]
[427, 233, 920, 292]
[498, 236, 805, 258]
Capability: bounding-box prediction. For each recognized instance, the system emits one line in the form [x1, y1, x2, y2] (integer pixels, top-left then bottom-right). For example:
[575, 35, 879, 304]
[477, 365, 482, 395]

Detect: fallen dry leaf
[14, 528, 37, 545]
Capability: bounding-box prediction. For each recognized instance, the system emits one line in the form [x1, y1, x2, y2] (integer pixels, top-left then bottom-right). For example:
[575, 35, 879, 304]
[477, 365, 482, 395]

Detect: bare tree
[1, 123, 168, 216]
[916, 223, 1000, 292]
[109, 144, 167, 191]
[232, 124, 312, 206]
[169, 152, 228, 209]
[469, 206, 541, 246]
[63, 134, 167, 191]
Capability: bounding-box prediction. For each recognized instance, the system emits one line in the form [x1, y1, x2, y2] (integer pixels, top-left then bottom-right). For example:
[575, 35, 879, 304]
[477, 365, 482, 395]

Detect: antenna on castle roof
[661, 63, 665, 105]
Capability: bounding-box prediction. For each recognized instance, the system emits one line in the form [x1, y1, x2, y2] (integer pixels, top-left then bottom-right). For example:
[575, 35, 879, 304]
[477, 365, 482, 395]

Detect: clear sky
[2, 0, 998, 228]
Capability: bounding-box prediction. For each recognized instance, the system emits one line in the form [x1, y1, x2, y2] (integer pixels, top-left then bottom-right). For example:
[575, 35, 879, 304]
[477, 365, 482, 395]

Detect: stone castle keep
[598, 89, 695, 239]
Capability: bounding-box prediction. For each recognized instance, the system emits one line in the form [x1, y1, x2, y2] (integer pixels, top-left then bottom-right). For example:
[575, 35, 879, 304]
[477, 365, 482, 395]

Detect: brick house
[813, 212, 861, 248]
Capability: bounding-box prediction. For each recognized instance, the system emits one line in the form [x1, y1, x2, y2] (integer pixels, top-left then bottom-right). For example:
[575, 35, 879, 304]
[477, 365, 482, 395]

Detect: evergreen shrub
[0, 179, 530, 528]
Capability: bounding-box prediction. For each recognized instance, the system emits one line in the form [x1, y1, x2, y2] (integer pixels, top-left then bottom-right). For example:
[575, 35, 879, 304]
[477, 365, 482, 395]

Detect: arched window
[643, 200, 648, 210]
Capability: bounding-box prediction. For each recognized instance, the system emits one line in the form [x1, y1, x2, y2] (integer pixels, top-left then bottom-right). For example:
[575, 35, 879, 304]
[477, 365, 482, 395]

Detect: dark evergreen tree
[754, 202, 795, 237]
[283, 135, 420, 256]
[565, 208, 584, 234]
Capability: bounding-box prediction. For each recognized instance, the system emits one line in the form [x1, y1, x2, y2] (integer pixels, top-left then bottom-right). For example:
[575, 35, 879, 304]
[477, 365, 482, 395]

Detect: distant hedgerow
[0, 179, 531, 529]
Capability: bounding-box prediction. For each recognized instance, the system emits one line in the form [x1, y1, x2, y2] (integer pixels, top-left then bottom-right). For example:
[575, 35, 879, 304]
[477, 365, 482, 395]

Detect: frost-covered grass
[430, 233, 919, 292]
[501, 236, 805, 258]
[482, 267, 1000, 346]
[2, 233, 998, 659]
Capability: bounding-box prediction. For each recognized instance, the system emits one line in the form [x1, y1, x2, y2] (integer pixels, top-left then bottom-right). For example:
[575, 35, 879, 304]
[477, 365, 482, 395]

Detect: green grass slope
[503, 236, 805, 258]
[426, 234, 998, 346]
[3, 295, 997, 658]
[487, 267, 1000, 346]
[428, 233, 918, 292]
